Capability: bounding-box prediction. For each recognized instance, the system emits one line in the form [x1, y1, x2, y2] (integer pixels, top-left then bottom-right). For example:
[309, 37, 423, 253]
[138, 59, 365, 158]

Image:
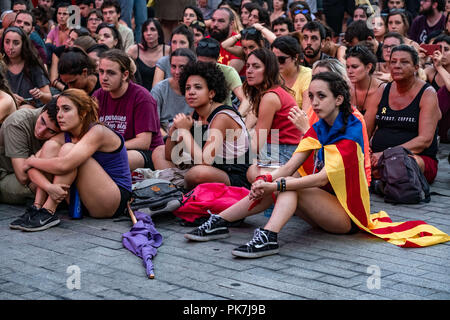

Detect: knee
[39, 140, 62, 158]
[184, 166, 215, 188]
[58, 142, 75, 156]
[246, 164, 260, 183]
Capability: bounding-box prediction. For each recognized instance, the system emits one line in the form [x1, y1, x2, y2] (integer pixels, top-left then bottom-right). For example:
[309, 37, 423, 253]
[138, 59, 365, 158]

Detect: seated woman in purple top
[21, 89, 132, 232]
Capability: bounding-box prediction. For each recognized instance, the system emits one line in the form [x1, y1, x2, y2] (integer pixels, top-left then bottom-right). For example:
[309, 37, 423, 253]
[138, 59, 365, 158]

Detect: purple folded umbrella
[122, 211, 163, 279]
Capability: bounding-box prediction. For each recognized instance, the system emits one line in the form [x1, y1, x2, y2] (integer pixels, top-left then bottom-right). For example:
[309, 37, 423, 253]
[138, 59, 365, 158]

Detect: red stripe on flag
[335, 140, 368, 227]
[372, 217, 393, 223]
[400, 240, 423, 248]
[371, 220, 428, 235]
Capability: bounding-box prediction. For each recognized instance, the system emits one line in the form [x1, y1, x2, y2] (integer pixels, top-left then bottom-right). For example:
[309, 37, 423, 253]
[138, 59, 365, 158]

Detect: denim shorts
[258, 143, 298, 166]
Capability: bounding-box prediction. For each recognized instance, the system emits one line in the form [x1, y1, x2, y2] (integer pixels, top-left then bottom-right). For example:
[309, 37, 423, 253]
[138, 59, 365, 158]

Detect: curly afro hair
[179, 61, 228, 103]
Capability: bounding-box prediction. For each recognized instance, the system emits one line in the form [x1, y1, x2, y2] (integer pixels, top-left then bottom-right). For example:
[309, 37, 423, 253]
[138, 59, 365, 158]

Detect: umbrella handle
[127, 201, 138, 225]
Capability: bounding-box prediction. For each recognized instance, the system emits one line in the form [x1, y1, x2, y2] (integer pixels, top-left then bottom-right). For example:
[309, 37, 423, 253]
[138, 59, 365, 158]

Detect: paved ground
[0, 144, 449, 303]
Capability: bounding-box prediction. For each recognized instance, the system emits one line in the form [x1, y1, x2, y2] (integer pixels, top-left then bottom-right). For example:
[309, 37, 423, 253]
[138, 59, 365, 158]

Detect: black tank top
[372, 82, 438, 160]
[136, 45, 165, 92]
[430, 71, 440, 92]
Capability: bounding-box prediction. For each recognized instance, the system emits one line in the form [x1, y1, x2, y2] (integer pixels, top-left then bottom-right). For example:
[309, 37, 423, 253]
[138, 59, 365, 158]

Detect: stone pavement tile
[391, 283, 438, 297]
[278, 267, 325, 280]
[0, 292, 24, 300]
[213, 268, 360, 300]
[315, 274, 377, 289]
[1, 272, 62, 293]
[170, 277, 261, 300]
[282, 258, 360, 278]
[217, 280, 295, 300]
[416, 263, 450, 275]
[20, 291, 61, 300]
[384, 273, 450, 293]
[426, 292, 450, 299]
[0, 281, 36, 295]
[95, 289, 141, 300]
[352, 283, 432, 300]
[168, 288, 224, 300]
[310, 250, 428, 278]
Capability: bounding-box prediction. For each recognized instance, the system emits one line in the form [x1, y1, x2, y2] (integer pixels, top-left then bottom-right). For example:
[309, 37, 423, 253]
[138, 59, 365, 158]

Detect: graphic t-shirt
[93, 81, 164, 151]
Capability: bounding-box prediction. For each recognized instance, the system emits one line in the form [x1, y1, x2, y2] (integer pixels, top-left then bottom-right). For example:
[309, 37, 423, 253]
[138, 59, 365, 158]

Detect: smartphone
[420, 44, 441, 56]
[23, 97, 34, 102]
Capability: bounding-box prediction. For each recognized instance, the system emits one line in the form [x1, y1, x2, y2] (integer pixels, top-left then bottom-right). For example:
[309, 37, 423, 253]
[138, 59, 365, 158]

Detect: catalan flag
[295, 112, 450, 247]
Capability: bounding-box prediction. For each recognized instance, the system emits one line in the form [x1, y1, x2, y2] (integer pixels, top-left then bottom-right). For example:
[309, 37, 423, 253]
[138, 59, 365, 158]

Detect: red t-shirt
[93, 81, 164, 151]
[210, 32, 241, 66]
[266, 86, 302, 145]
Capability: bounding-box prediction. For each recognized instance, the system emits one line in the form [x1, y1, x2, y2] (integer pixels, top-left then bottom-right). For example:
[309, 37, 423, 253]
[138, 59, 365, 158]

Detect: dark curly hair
[179, 61, 228, 104]
[311, 72, 352, 133]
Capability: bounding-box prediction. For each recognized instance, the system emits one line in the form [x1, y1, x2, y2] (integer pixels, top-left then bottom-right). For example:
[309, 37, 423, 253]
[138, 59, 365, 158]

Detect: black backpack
[130, 179, 184, 215]
[378, 146, 431, 204]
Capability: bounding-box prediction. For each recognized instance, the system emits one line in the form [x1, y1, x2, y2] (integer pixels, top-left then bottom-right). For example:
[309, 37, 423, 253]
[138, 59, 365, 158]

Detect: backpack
[378, 146, 431, 204]
[172, 183, 250, 225]
[130, 179, 184, 215]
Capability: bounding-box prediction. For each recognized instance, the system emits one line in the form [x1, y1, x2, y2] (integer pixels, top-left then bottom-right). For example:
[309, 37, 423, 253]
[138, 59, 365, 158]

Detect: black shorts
[135, 149, 155, 170]
[214, 163, 251, 189]
[112, 186, 132, 218]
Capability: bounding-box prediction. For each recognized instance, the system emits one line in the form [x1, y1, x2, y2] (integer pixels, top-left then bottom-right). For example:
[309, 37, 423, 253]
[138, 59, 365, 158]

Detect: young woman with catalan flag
[185, 72, 450, 258]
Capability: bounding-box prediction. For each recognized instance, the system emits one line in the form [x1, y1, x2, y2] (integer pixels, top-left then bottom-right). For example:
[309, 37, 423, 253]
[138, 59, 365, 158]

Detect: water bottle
[69, 186, 84, 219]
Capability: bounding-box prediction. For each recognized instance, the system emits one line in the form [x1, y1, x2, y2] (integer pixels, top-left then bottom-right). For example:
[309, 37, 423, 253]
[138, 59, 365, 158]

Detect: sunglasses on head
[241, 28, 258, 37]
[389, 8, 405, 13]
[198, 41, 219, 49]
[277, 55, 291, 64]
[294, 8, 309, 15]
[191, 20, 206, 28]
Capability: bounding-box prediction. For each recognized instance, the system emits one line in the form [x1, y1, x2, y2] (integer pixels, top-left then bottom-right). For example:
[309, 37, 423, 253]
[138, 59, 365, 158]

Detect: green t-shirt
[216, 63, 242, 106]
[0, 108, 43, 174]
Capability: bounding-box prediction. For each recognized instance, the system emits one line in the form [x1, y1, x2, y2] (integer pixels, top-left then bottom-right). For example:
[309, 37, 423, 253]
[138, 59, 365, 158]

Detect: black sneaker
[232, 228, 279, 258]
[9, 205, 38, 230]
[19, 208, 60, 232]
[184, 214, 230, 241]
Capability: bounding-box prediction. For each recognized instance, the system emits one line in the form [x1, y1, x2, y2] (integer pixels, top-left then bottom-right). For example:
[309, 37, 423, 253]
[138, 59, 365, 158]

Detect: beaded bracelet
[280, 178, 287, 192]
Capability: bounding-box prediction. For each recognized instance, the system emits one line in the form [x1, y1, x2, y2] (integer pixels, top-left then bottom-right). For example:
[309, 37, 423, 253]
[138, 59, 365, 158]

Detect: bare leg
[75, 156, 122, 219]
[184, 165, 231, 190]
[219, 192, 275, 222]
[152, 145, 176, 170]
[30, 140, 64, 208]
[41, 143, 78, 214]
[295, 187, 352, 234]
[263, 190, 299, 233]
[128, 150, 145, 172]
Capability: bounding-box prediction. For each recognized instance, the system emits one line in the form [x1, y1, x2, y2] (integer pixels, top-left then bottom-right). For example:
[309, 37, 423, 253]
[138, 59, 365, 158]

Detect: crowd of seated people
[0, 0, 448, 254]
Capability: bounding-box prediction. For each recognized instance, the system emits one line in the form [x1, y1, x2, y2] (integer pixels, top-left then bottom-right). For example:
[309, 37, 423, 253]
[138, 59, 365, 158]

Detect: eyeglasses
[197, 41, 219, 49]
[277, 55, 291, 64]
[382, 44, 398, 50]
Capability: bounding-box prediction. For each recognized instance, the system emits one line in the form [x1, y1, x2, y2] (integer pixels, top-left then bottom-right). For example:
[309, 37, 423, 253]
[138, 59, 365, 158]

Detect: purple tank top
[64, 125, 132, 192]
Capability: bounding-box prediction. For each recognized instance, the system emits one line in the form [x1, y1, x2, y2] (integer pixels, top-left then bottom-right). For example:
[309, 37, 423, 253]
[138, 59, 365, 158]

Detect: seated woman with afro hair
[165, 61, 251, 191]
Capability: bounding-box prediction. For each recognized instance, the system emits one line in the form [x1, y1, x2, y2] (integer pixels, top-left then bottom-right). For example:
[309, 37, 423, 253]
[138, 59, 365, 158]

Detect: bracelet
[276, 180, 281, 192]
[280, 178, 287, 192]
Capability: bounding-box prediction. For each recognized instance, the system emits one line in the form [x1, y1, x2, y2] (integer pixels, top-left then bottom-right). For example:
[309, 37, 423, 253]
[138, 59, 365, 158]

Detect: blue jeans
[118, 0, 148, 43]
